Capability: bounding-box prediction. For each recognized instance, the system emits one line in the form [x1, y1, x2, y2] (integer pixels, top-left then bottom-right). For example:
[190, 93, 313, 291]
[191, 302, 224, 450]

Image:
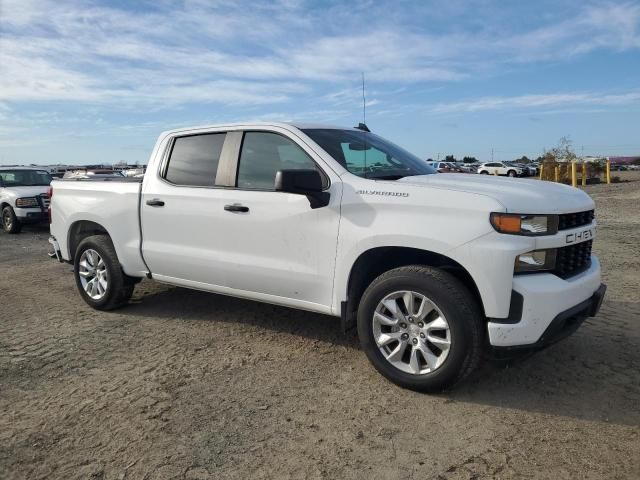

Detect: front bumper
[487, 256, 603, 347]
[492, 284, 606, 354]
[15, 207, 48, 224]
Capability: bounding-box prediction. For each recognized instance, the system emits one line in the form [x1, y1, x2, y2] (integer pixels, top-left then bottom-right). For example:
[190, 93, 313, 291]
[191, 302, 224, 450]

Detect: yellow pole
[582, 163, 587, 186]
[571, 161, 577, 187]
[555, 165, 559, 183]
[606, 160, 611, 184]
[539, 164, 544, 180]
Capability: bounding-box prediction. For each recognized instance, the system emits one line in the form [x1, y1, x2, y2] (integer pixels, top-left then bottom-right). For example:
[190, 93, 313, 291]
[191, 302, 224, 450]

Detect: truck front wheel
[357, 266, 483, 392]
[73, 235, 135, 310]
[2, 206, 22, 234]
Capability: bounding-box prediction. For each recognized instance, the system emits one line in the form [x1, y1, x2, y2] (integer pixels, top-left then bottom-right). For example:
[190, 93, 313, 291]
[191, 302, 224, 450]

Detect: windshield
[302, 129, 436, 179]
[0, 169, 53, 187]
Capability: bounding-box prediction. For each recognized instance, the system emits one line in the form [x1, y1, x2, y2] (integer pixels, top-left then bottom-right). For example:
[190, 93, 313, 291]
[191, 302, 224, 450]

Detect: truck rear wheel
[73, 235, 135, 310]
[2, 206, 22, 234]
[357, 266, 483, 392]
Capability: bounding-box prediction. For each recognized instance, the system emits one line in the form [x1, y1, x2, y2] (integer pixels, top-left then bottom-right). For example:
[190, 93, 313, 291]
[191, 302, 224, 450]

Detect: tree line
[427, 137, 606, 164]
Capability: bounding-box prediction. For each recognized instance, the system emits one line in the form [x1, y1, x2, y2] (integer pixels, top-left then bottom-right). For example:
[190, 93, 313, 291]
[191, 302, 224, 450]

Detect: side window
[237, 132, 325, 190]
[165, 133, 226, 186]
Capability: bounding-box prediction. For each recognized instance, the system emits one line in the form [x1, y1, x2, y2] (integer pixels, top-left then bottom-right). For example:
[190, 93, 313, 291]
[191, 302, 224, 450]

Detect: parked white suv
[0, 167, 53, 233]
[477, 162, 523, 177]
[48, 122, 605, 392]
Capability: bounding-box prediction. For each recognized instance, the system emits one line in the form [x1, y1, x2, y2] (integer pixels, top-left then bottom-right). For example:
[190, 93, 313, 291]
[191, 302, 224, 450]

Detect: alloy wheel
[372, 290, 451, 375]
[3, 210, 12, 229]
[78, 249, 109, 300]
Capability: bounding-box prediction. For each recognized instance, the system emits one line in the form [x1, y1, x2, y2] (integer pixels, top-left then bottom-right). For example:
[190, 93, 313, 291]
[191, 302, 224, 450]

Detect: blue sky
[1, 0, 639, 165]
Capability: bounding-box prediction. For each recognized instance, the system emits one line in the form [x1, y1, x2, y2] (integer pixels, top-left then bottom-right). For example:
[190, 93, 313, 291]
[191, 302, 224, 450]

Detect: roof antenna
[355, 72, 370, 132]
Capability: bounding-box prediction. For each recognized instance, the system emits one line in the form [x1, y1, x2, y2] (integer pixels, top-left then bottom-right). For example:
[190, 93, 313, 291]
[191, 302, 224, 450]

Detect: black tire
[357, 266, 483, 392]
[507, 170, 516, 177]
[73, 234, 135, 310]
[2, 206, 22, 234]
[479, 170, 489, 175]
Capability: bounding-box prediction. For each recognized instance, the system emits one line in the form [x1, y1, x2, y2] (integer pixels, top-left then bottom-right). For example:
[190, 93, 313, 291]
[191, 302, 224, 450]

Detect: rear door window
[165, 133, 226, 186]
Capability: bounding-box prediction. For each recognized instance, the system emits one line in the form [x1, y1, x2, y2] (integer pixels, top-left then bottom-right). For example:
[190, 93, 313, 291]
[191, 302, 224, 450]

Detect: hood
[2, 186, 49, 198]
[396, 174, 594, 214]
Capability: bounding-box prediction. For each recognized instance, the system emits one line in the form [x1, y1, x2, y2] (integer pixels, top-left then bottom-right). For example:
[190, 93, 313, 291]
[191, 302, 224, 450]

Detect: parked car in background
[0, 167, 53, 233]
[456, 162, 479, 173]
[508, 162, 536, 177]
[121, 168, 145, 178]
[477, 162, 523, 177]
[425, 161, 463, 173]
[48, 121, 605, 392]
[63, 169, 125, 180]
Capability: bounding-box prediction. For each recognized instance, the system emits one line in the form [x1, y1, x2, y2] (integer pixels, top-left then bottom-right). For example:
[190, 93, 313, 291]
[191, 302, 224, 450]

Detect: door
[141, 130, 238, 287]
[214, 130, 341, 310]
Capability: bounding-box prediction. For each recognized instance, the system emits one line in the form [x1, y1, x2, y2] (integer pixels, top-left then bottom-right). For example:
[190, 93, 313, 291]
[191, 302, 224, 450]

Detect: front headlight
[514, 249, 557, 273]
[490, 213, 558, 236]
[15, 197, 39, 208]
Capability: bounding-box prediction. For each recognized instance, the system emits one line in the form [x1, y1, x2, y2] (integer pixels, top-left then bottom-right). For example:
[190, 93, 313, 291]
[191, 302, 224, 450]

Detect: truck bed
[58, 177, 143, 183]
[49, 178, 148, 276]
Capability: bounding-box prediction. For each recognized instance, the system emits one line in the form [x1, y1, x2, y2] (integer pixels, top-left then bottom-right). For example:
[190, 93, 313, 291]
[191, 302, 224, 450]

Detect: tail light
[47, 186, 53, 224]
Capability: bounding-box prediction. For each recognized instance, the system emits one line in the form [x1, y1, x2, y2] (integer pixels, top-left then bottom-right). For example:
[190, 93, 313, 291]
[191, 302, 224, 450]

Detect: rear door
[141, 129, 241, 287]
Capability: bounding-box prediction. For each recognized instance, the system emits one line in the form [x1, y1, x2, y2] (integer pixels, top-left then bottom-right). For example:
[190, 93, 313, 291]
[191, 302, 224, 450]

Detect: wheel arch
[67, 220, 111, 261]
[341, 246, 485, 332]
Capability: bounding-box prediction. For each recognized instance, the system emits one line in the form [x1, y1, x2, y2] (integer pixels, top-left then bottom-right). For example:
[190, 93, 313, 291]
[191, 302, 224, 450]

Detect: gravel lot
[1, 172, 639, 479]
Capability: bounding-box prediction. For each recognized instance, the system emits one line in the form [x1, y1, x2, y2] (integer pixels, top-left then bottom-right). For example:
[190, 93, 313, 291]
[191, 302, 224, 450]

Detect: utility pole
[437, 152, 440, 161]
[491, 148, 494, 162]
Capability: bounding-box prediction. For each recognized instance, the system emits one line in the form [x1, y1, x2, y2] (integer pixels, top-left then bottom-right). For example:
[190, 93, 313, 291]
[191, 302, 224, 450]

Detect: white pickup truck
[1, 167, 53, 233]
[48, 122, 606, 391]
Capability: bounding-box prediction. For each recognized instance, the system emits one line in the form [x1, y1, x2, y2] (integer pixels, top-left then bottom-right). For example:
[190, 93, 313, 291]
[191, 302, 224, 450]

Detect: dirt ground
[1, 172, 639, 480]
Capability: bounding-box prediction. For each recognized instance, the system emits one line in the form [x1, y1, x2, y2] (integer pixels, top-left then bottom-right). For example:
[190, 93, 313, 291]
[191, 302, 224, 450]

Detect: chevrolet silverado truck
[48, 123, 606, 391]
[1, 167, 53, 233]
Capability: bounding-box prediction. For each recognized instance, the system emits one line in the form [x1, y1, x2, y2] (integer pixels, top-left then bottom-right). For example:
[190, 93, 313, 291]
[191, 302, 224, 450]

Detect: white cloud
[430, 91, 640, 113]
[0, 0, 639, 109]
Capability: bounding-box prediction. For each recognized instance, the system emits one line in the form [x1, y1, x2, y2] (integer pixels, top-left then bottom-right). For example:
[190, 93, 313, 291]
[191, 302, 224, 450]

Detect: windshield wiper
[369, 174, 405, 180]
[369, 173, 423, 180]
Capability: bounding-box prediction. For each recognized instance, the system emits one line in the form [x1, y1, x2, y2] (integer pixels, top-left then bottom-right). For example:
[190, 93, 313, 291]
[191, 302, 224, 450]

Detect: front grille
[558, 210, 594, 231]
[37, 194, 50, 211]
[553, 240, 592, 279]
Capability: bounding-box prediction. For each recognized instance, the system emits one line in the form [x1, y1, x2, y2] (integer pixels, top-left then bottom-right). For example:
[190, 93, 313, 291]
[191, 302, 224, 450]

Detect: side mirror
[275, 169, 330, 209]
